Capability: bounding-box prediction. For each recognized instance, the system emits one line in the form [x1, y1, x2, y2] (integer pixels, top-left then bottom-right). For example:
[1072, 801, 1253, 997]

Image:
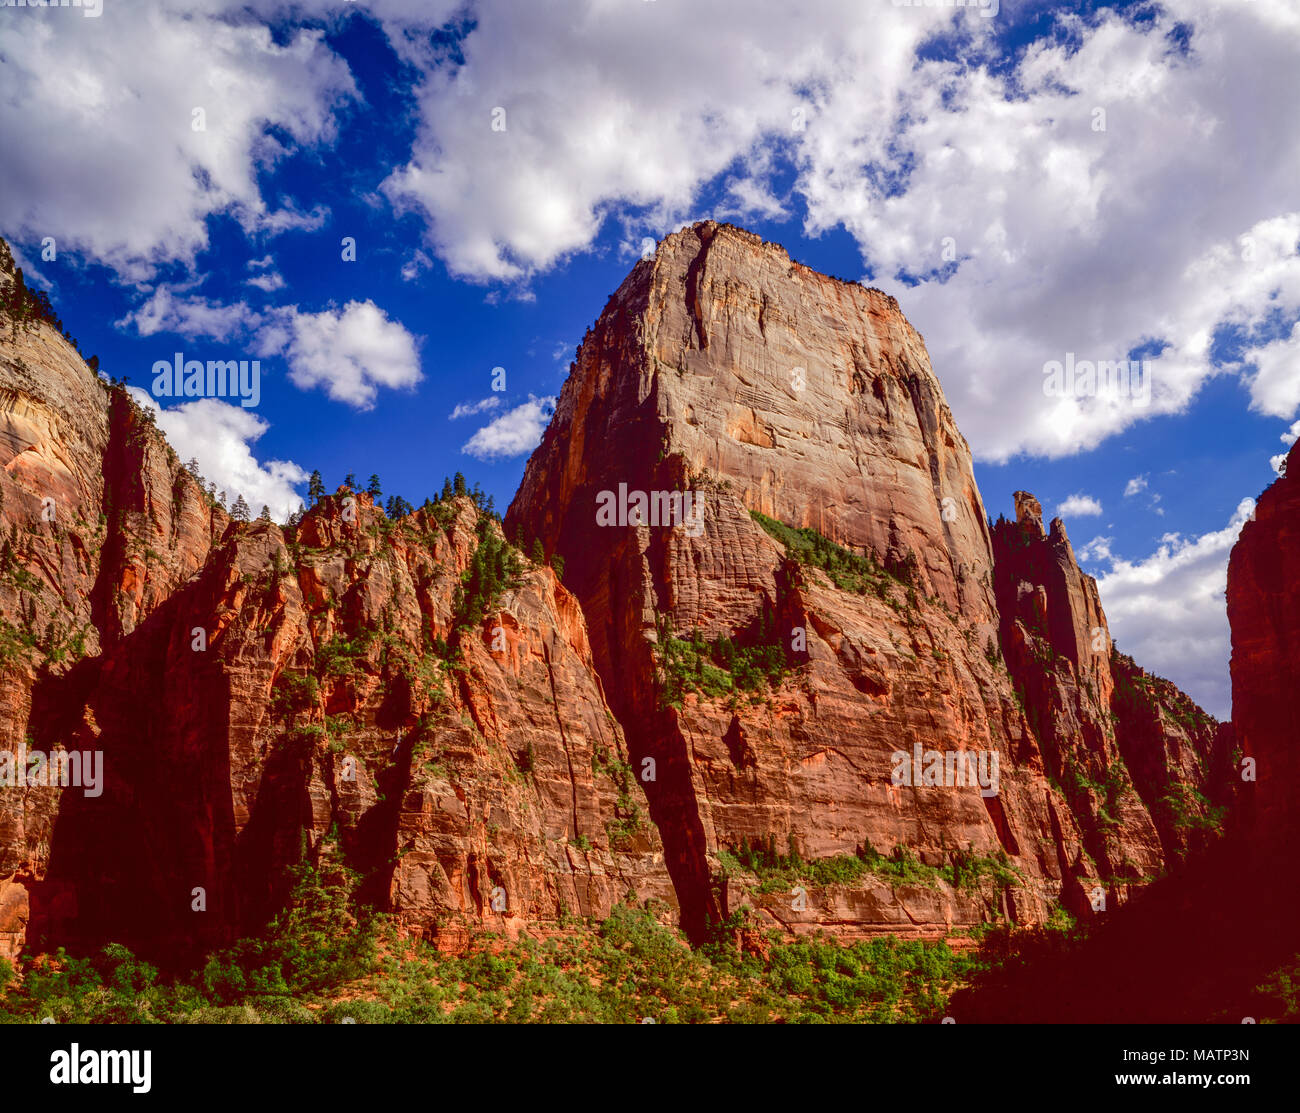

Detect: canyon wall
[508, 222, 1219, 942]
[0, 228, 1228, 963]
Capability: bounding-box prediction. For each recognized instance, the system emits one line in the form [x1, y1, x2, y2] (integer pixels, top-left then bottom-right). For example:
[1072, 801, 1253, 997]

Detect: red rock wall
[1228, 441, 1300, 852]
[509, 222, 1217, 942]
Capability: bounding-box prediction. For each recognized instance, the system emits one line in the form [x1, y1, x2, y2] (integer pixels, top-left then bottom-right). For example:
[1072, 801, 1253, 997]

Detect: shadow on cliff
[949, 791, 1292, 1021]
[25, 578, 247, 970]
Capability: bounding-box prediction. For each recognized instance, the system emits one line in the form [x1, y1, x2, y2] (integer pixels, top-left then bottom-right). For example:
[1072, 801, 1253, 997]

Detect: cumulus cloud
[372, 0, 1300, 463]
[1124, 475, 1148, 497]
[276, 300, 422, 409]
[449, 397, 502, 420]
[1055, 493, 1103, 518]
[119, 288, 257, 342]
[0, 2, 361, 277]
[1076, 536, 1113, 564]
[128, 388, 307, 520]
[1093, 500, 1256, 720]
[462, 395, 555, 460]
[117, 289, 421, 410]
[381, 0, 950, 281]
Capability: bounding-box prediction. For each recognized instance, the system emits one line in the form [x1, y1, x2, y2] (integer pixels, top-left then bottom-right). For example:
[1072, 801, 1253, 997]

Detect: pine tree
[308, 470, 325, 503]
[343, 473, 357, 490]
[231, 494, 251, 522]
[453, 472, 467, 497]
[530, 538, 545, 565]
[260, 505, 271, 520]
[367, 474, 382, 499]
[441, 477, 454, 501]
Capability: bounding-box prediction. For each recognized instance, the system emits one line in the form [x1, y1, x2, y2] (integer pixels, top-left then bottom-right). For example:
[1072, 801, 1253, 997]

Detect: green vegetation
[749, 511, 913, 606]
[453, 515, 524, 630]
[655, 612, 789, 709]
[719, 835, 1021, 898]
[0, 880, 977, 1024]
[1054, 754, 1130, 828]
[1112, 648, 1217, 733]
[592, 745, 645, 850]
[1156, 783, 1226, 834]
[1247, 954, 1300, 1023]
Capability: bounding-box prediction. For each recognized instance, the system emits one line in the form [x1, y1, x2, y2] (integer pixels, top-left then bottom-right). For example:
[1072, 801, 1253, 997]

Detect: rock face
[0, 241, 229, 960]
[508, 221, 1218, 942]
[0, 227, 1225, 964]
[991, 492, 1222, 880]
[0, 241, 669, 962]
[1228, 441, 1300, 853]
[949, 448, 1298, 1022]
[21, 493, 670, 962]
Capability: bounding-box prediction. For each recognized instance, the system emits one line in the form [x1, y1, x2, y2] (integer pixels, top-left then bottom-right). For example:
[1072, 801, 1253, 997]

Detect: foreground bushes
[0, 854, 982, 1024]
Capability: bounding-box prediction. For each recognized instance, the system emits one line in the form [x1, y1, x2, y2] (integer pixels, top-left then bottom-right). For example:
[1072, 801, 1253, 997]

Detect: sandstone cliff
[508, 222, 1218, 942]
[991, 492, 1222, 879]
[950, 445, 1298, 1022]
[0, 227, 1226, 967]
[0, 241, 670, 962]
[1228, 440, 1300, 853]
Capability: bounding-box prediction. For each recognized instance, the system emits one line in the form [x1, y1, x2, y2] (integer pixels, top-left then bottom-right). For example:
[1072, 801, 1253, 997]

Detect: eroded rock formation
[508, 222, 1220, 942]
[0, 228, 1229, 965]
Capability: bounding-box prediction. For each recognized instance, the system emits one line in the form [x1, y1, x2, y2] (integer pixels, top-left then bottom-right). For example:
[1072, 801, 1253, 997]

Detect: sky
[2, 0, 1297, 720]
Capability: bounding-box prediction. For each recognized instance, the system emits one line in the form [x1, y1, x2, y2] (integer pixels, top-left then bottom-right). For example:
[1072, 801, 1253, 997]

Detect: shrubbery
[749, 511, 911, 603]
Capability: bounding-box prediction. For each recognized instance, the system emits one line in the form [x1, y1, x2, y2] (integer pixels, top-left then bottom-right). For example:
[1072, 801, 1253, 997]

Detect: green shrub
[749, 511, 910, 603]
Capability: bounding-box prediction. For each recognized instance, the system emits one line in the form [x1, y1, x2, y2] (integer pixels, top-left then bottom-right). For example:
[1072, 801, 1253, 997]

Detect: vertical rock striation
[509, 222, 1219, 941]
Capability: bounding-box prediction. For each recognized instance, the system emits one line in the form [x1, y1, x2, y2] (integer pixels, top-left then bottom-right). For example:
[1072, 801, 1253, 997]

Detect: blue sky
[4, 0, 1298, 718]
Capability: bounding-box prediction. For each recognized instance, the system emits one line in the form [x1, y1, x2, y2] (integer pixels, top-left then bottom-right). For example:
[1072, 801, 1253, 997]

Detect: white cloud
[381, 0, 950, 281]
[246, 271, 287, 293]
[276, 300, 422, 410]
[1055, 493, 1103, 518]
[119, 287, 257, 342]
[1124, 475, 1148, 497]
[462, 395, 555, 460]
[400, 249, 434, 282]
[245, 256, 285, 292]
[1077, 536, 1113, 564]
[800, 4, 1300, 462]
[118, 289, 421, 410]
[372, 0, 1300, 464]
[449, 397, 502, 420]
[128, 388, 306, 520]
[0, 3, 360, 278]
[1092, 499, 1256, 720]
